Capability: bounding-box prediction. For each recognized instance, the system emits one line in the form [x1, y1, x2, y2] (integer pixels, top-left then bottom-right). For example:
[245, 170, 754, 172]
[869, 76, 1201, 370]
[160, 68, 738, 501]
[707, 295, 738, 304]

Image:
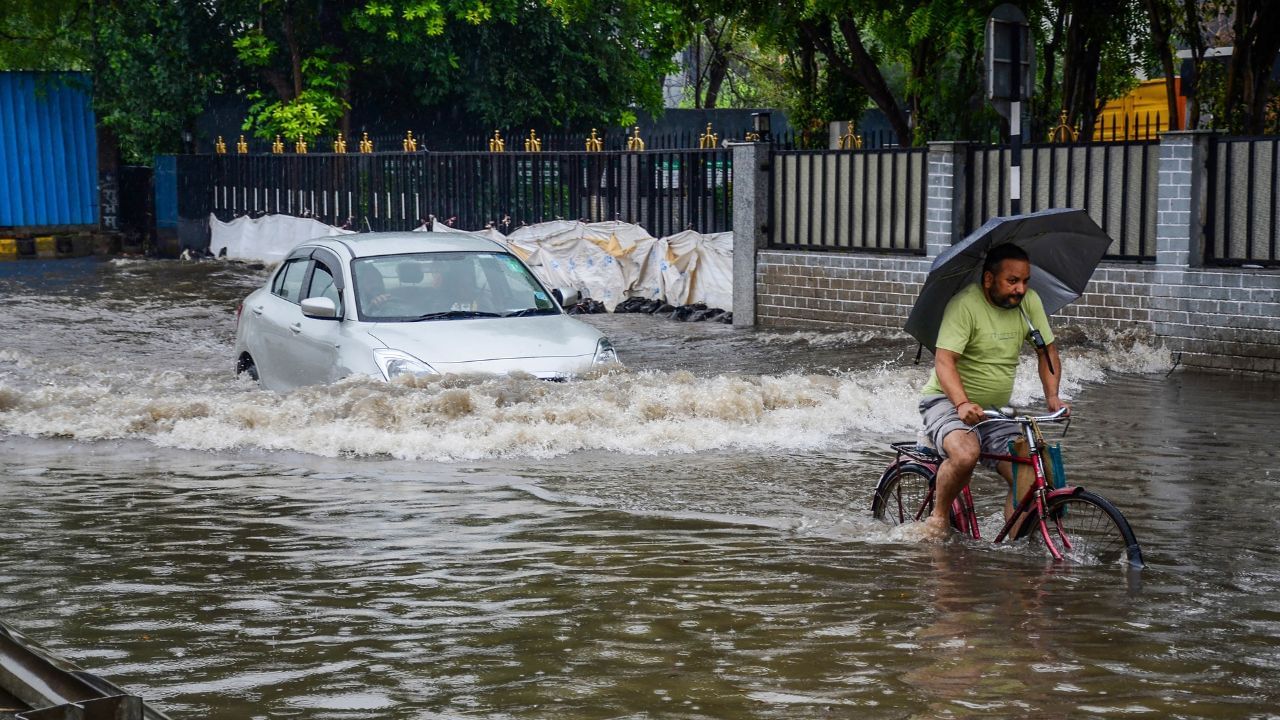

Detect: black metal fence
[966, 140, 1160, 260]
[767, 147, 929, 253]
[184, 149, 733, 237]
[1206, 136, 1280, 267]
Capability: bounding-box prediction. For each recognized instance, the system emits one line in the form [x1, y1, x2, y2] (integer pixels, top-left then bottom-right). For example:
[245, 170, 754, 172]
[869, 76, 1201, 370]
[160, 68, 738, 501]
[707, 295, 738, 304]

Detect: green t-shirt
[921, 283, 1055, 408]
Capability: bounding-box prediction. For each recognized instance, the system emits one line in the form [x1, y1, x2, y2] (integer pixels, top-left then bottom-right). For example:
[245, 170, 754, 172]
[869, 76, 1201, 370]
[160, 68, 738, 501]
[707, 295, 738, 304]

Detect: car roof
[309, 231, 509, 259]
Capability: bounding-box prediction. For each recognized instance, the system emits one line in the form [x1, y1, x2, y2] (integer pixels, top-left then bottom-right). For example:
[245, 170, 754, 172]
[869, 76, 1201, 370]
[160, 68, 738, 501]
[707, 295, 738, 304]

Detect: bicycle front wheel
[871, 463, 935, 526]
[1039, 490, 1144, 567]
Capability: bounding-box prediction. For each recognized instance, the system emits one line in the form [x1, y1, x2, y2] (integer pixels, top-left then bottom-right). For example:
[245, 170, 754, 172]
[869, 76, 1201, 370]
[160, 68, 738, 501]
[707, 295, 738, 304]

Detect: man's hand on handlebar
[1045, 395, 1071, 417]
[956, 400, 986, 425]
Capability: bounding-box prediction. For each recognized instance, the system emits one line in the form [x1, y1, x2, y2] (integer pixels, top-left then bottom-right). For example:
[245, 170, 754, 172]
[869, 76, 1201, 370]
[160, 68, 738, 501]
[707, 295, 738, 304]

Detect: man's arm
[1037, 342, 1069, 414]
[935, 348, 985, 425]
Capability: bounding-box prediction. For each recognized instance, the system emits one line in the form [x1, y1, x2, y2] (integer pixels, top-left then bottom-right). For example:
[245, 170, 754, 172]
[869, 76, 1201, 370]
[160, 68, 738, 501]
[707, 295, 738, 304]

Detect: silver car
[233, 231, 617, 390]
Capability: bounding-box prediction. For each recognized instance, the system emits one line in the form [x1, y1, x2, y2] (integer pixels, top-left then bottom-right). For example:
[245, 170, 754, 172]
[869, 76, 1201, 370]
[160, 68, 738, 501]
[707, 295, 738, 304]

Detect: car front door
[288, 259, 349, 386]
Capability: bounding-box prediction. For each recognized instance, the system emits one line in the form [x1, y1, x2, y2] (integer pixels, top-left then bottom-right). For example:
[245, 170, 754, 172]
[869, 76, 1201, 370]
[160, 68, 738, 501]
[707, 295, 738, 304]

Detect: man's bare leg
[925, 430, 980, 540]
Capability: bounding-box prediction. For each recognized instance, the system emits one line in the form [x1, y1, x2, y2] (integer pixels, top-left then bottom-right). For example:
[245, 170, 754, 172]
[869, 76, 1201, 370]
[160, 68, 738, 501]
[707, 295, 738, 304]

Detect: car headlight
[373, 349, 439, 381]
[592, 338, 619, 365]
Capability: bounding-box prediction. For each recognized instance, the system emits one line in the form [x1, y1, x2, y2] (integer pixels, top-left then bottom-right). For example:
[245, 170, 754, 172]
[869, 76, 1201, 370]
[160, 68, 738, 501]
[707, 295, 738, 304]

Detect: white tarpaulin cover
[501, 221, 733, 311]
[210, 214, 354, 263]
[213, 213, 732, 309]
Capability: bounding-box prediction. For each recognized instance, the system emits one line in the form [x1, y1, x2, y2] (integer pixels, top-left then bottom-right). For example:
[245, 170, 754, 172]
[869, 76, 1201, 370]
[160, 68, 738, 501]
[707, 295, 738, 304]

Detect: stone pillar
[925, 141, 968, 258]
[730, 141, 770, 327]
[1156, 130, 1213, 268]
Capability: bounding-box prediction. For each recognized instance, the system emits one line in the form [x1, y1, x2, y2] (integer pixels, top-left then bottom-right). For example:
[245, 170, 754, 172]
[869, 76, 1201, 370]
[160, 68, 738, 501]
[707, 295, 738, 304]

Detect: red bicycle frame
[885, 438, 1082, 561]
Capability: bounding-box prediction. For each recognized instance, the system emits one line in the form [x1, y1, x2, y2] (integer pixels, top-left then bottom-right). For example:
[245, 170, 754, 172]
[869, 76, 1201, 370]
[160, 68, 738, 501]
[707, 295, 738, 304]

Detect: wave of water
[0, 325, 1172, 462]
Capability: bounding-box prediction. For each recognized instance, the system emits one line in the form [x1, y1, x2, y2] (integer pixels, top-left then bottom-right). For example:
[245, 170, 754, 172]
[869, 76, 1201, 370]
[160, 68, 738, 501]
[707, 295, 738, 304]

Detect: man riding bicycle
[918, 243, 1069, 540]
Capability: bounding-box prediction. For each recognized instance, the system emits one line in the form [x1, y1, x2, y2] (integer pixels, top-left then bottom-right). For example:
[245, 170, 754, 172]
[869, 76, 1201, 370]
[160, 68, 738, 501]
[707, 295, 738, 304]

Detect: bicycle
[871, 407, 1145, 567]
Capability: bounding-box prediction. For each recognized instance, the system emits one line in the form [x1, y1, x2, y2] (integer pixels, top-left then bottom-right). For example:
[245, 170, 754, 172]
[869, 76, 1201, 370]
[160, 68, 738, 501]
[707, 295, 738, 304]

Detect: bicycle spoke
[1044, 495, 1132, 564]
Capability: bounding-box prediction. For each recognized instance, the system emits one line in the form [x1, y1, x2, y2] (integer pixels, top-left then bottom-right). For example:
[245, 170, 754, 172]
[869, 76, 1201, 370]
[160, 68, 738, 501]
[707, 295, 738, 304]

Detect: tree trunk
[1061, 4, 1107, 141]
[1228, 0, 1280, 134]
[282, 10, 303, 99]
[699, 19, 732, 109]
[1180, 0, 1206, 129]
[801, 16, 910, 145]
[1038, 4, 1067, 139]
[1145, 0, 1180, 130]
[692, 34, 703, 108]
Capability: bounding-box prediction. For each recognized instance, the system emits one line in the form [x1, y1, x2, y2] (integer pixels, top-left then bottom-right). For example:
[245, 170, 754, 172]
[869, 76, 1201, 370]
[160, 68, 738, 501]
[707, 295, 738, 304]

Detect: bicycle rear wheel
[871, 463, 935, 526]
[1038, 490, 1144, 567]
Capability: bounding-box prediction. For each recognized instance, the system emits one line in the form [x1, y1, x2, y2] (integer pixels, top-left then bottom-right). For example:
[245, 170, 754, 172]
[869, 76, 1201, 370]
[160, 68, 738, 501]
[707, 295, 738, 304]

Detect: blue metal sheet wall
[154, 155, 177, 228]
[0, 72, 98, 227]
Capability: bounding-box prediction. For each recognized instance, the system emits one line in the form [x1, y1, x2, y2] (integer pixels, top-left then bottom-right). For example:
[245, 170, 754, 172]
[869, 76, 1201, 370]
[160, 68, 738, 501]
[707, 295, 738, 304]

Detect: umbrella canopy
[904, 208, 1112, 351]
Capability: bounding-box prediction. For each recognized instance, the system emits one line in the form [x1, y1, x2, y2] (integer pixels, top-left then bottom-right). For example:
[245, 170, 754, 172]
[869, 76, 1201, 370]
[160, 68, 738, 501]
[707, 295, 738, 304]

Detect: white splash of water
[0, 325, 1171, 462]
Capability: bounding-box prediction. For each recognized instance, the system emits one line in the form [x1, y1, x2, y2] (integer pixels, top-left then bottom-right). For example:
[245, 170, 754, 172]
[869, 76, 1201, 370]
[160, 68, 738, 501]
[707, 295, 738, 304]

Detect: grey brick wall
[749, 130, 1280, 375]
[755, 253, 1280, 373]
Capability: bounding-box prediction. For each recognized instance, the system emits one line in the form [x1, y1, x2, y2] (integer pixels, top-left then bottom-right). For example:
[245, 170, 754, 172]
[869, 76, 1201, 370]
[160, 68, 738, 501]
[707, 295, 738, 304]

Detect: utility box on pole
[985, 4, 1034, 120]
[985, 3, 1033, 215]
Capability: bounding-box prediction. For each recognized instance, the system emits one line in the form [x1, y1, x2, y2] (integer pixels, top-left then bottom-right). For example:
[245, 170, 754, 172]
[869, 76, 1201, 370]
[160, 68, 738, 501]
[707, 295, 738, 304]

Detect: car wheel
[236, 354, 259, 382]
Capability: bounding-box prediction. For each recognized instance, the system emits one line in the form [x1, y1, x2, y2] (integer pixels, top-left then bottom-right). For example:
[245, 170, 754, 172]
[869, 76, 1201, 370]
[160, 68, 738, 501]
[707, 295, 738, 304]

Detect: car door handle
[251, 305, 264, 315]
[290, 323, 302, 334]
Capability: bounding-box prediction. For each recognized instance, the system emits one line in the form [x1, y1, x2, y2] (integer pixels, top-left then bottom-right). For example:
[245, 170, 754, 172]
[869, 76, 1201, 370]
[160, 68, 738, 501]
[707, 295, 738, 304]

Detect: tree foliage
[3, 0, 1277, 160]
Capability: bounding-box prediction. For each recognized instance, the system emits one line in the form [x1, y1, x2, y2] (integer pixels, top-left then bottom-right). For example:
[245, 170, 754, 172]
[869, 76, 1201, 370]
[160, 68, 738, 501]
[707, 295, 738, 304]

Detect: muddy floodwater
[1, 256, 1279, 719]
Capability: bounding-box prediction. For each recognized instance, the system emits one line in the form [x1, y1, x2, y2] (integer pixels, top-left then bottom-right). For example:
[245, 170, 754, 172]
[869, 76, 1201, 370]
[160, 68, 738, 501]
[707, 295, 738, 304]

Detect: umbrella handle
[1020, 307, 1055, 376]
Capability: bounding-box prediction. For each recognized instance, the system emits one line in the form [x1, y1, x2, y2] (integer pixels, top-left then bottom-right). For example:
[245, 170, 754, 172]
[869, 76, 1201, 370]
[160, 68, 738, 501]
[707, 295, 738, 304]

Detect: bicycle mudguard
[1046, 486, 1086, 501]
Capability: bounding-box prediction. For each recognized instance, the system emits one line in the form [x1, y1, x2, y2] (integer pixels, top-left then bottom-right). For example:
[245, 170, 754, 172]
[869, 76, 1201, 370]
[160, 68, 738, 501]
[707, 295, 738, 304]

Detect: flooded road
[2, 256, 1279, 718]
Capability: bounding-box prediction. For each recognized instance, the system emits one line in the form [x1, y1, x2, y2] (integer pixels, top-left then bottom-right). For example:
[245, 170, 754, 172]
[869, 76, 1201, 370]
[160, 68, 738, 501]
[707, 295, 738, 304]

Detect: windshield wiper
[502, 308, 559, 317]
[411, 310, 502, 321]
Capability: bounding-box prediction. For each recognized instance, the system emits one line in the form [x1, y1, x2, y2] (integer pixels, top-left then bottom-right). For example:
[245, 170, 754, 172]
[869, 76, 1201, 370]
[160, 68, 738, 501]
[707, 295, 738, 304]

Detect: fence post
[1156, 130, 1213, 268]
[730, 141, 770, 326]
[926, 141, 968, 258]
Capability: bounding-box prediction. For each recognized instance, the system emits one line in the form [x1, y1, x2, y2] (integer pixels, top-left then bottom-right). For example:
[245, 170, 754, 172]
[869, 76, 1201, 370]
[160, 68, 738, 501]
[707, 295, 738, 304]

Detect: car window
[353, 251, 556, 321]
[272, 258, 309, 304]
[305, 262, 342, 315]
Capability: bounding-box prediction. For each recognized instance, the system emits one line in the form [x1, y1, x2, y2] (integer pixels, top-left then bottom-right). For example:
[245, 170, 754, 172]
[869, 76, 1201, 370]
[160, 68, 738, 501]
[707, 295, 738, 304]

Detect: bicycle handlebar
[980, 406, 1070, 424]
[967, 404, 1070, 430]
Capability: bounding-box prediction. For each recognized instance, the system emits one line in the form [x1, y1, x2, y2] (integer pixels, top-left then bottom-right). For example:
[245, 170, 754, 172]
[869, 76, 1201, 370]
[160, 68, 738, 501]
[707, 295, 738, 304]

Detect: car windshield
[352, 251, 559, 321]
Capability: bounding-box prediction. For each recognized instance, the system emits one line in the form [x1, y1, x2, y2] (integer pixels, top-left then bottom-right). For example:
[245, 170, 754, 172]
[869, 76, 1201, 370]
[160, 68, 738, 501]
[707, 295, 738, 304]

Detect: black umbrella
[905, 208, 1112, 353]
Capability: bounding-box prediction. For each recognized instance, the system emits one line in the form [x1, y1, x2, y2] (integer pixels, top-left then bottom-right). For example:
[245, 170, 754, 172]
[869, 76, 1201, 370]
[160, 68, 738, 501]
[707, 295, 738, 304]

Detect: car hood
[364, 315, 602, 364]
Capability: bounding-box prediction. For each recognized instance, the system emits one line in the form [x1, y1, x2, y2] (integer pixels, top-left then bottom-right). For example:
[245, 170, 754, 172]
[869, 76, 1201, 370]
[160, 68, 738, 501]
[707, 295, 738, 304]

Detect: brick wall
[746, 132, 1280, 375]
[754, 252, 1280, 374]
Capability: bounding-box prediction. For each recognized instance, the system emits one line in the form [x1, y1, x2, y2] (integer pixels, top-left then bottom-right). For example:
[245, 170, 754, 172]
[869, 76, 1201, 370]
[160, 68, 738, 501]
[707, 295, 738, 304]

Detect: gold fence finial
[698, 123, 718, 149]
[295, 135, 308, 154]
[626, 126, 645, 152]
[1050, 109, 1078, 143]
[524, 129, 542, 152]
[489, 130, 506, 152]
[333, 134, 347, 153]
[838, 120, 862, 150]
[359, 132, 373, 153]
[403, 131, 418, 152]
[215, 136, 227, 154]
[237, 135, 249, 153]
[585, 128, 603, 152]
[272, 135, 284, 154]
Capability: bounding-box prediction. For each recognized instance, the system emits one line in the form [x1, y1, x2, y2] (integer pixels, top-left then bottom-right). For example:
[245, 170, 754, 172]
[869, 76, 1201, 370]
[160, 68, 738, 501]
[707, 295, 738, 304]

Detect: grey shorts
[918, 395, 1021, 469]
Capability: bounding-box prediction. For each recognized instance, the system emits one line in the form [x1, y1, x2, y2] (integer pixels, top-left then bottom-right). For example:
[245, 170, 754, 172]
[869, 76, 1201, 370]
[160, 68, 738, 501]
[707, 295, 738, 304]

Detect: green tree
[0, 0, 89, 70]
[95, 1, 229, 159]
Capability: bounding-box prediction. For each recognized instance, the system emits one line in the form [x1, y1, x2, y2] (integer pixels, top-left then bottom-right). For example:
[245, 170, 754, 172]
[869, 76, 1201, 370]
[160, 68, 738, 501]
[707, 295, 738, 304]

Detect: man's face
[982, 258, 1030, 309]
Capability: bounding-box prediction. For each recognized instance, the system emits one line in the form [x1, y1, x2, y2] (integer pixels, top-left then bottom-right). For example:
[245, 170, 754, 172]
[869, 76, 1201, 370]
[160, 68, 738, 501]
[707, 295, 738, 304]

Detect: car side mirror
[301, 297, 339, 319]
[552, 288, 581, 306]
